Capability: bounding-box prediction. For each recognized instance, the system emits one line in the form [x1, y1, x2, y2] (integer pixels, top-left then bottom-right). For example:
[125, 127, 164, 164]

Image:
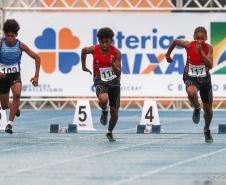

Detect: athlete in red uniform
[166, 26, 213, 143]
[81, 27, 121, 142]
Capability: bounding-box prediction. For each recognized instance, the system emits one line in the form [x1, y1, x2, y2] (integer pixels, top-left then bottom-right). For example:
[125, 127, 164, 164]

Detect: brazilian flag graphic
[211, 22, 226, 74]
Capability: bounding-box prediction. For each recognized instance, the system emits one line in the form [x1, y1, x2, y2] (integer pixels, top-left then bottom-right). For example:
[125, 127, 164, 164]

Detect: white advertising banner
[4, 12, 226, 97]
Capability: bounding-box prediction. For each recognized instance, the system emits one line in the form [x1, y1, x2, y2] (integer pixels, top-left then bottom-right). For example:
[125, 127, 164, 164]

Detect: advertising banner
[5, 12, 226, 97]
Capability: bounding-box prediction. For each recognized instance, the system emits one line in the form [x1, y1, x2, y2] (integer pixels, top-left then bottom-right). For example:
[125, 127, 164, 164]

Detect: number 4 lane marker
[139, 100, 161, 133]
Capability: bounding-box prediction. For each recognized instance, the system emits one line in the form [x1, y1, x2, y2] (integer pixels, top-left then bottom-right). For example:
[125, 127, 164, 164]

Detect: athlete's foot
[16, 109, 20, 117]
[5, 124, 13, 134]
[106, 132, 116, 142]
[204, 130, 213, 143]
[192, 107, 200, 124]
[100, 110, 108, 126]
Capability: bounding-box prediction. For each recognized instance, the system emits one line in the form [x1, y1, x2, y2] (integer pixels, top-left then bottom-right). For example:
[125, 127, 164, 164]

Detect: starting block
[218, 124, 226, 134]
[137, 125, 146, 134]
[50, 124, 60, 133]
[68, 124, 77, 133]
[136, 124, 161, 134]
[49, 124, 77, 133]
[137, 100, 161, 134]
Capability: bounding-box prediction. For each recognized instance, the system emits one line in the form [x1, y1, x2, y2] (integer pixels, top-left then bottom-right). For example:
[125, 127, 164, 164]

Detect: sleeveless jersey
[93, 44, 117, 81]
[0, 38, 22, 74]
[184, 41, 209, 77]
[186, 41, 209, 69]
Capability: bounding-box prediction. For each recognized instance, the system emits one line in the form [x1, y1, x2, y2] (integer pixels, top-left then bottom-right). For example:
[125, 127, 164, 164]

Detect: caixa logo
[35, 28, 80, 73]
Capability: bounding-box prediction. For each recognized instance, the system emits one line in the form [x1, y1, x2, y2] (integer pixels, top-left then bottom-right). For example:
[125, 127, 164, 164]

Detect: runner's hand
[195, 41, 202, 53]
[30, 76, 39, 87]
[82, 67, 92, 75]
[166, 55, 173, 63]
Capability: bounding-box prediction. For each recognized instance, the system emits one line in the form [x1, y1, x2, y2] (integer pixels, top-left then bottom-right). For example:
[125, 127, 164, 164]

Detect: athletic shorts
[183, 72, 213, 104]
[0, 72, 21, 94]
[94, 78, 120, 109]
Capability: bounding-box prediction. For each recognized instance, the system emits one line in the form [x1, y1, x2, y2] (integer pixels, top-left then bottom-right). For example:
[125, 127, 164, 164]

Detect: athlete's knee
[187, 88, 198, 98]
[13, 92, 21, 100]
[98, 96, 108, 106]
[99, 100, 108, 108]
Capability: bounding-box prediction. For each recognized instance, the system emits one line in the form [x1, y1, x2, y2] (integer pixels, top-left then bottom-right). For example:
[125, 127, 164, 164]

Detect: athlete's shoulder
[185, 40, 195, 49]
[206, 43, 213, 52]
[115, 47, 121, 55]
[19, 41, 27, 50]
[206, 43, 212, 48]
[82, 45, 95, 54]
[190, 40, 196, 44]
[93, 44, 99, 53]
[111, 45, 121, 53]
[94, 44, 100, 49]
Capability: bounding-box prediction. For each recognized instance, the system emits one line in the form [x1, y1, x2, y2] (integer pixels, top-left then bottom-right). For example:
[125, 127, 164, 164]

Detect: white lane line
[111, 147, 226, 185]
[0, 117, 193, 153]
[0, 127, 147, 153]
[0, 142, 65, 152]
[0, 134, 187, 176]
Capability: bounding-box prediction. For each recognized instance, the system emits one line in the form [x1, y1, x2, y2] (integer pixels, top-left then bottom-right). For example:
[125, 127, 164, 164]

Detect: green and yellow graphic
[211, 22, 226, 74]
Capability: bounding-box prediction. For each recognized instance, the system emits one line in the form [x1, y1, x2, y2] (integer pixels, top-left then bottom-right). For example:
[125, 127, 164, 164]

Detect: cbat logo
[35, 28, 80, 73]
[211, 22, 226, 74]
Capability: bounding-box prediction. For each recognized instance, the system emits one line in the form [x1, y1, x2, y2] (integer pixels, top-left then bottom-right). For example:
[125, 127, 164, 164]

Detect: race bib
[188, 64, 206, 77]
[99, 67, 117, 82]
[0, 63, 19, 74]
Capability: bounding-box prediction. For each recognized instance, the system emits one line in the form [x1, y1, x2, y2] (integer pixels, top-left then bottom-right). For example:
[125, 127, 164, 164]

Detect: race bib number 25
[0, 63, 19, 74]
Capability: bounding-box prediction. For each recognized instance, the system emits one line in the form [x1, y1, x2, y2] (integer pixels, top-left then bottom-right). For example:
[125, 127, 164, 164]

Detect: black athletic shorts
[183, 72, 213, 104]
[0, 72, 21, 94]
[94, 77, 120, 109]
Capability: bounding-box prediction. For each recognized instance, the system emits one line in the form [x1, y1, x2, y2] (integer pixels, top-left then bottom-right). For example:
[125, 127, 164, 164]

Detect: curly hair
[97, 27, 114, 40]
[194, 26, 207, 36]
[3, 19, 20, 34]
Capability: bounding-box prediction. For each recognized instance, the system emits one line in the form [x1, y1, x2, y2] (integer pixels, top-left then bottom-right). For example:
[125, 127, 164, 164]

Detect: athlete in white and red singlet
[81, 27, 121, 142]
[166, 26, 213, 143]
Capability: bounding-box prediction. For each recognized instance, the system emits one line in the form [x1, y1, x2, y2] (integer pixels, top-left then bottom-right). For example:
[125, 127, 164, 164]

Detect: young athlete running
[166, 26, 213, 143]
[0, 19, 40, 134]
[81, 27, 121, 142]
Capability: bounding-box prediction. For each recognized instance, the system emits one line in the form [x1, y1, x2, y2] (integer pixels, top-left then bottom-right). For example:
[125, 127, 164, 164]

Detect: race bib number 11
[188, 64, 206, 77]
[99, 67, 117, 82]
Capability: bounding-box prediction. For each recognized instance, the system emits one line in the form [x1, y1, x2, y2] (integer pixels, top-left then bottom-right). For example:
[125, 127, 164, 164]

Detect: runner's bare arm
[165, 39, 190, 63]
[20, 42, 40, 86]
[81, 46, 94, 75]
[111, 49, 121, 77]
[199, 45, 213, 69]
